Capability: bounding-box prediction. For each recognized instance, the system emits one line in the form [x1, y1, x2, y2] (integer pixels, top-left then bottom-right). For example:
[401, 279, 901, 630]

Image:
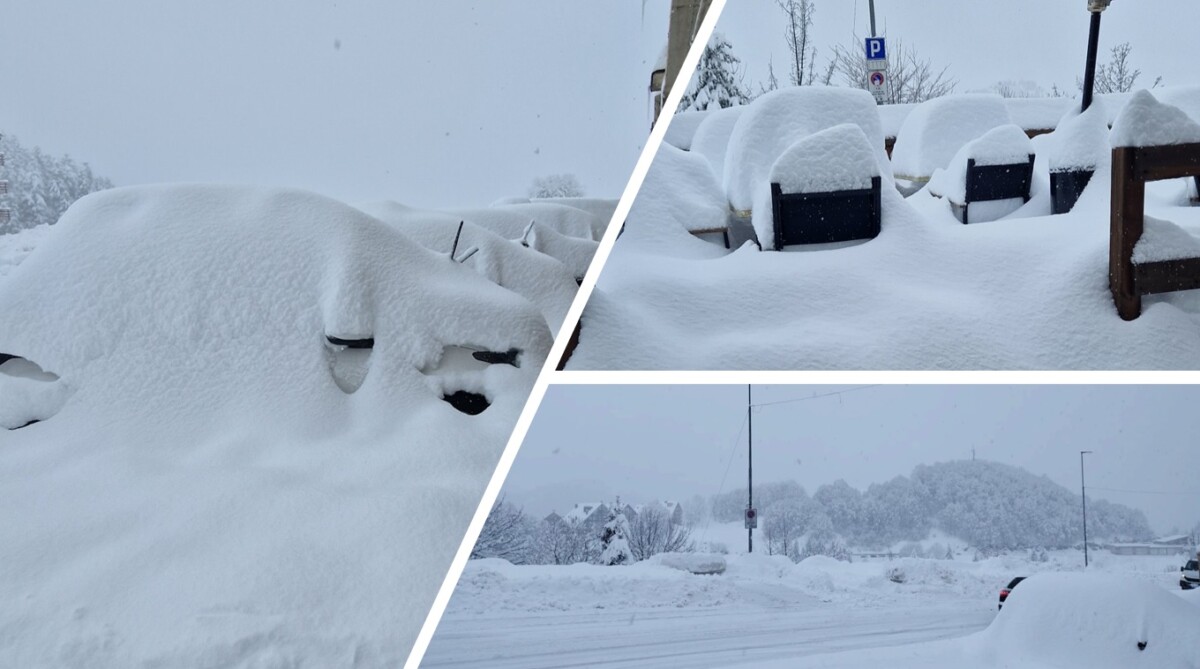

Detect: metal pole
[747, 384, 753, 554]
[1081, 11, 1102, 112]
[868, 0, 877, 38]
[1080, 451, 1092, 567]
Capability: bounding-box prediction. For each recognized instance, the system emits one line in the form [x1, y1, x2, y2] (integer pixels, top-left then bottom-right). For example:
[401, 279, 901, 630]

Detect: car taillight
[1000, 589, 1010, 598]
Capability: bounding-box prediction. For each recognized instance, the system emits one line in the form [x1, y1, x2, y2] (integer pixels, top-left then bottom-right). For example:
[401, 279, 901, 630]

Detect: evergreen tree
[681, 33, 752, 111]
[598, 505, 633, 566]
[0, 133, 113, 234]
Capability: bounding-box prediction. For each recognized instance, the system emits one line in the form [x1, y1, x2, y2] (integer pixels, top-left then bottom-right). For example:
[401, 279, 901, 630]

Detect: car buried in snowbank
[1181, 557, 1199, 590]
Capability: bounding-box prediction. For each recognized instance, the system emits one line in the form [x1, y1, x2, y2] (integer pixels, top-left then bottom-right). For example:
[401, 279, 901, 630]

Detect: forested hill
[0, 133, 113, 234]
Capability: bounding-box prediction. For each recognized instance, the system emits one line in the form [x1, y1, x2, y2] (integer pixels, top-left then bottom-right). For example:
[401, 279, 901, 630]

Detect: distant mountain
[0, 133, 113, 234]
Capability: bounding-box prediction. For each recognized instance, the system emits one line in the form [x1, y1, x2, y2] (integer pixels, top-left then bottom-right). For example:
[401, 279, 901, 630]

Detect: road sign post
[865, 37, 887, 103]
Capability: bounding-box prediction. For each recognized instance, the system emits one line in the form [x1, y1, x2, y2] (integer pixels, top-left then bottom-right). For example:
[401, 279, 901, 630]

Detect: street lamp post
[1080, 450, 1093, 567]
[1081, 0, 1114, 112]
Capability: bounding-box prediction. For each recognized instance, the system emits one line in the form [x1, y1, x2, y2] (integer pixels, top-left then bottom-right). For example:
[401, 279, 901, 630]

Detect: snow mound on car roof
[0, 183, 549, 666]
[978, 572, 1200, 667]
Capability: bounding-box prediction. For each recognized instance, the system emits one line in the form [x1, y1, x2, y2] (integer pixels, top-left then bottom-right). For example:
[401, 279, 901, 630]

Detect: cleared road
[420, 601, 993, 668]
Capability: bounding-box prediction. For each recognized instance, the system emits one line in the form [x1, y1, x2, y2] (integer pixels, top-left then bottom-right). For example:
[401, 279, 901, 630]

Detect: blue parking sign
[865, 37, 886, 60]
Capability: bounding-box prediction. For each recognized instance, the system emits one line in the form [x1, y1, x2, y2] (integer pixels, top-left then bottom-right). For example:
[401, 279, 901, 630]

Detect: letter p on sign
[865, 37, 886, 60]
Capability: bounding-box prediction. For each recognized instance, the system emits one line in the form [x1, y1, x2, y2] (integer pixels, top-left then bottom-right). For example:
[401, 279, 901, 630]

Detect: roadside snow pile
[651, 551, 728, 575]
[0, 184, 551, 667]
[724, 86, 889, 212]
[978, 573, 1200, 668]
[892, 94, 1013, 180]
[1111, 90, 1200, 148]
[0, 223, 52, 278]
[622, 143, 730, 259]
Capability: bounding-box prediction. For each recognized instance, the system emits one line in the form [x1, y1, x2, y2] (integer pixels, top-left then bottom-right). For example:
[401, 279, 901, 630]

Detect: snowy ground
[421, 548, 1196, 668]
[571, 87, 1200, 370]
[0, 186, 607, 667]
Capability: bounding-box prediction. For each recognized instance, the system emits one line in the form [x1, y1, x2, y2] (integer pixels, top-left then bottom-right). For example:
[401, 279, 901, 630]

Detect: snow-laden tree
[598, 507, 633, 566]
[712, 480, 806, 523]
[471, 496, 534, 563]
[0, 133, 114, 234]
[527, 173, 584, 199]
[681, 32, 752, 111]
[627, 505, 694, 561]
[813, 479, 863, 537]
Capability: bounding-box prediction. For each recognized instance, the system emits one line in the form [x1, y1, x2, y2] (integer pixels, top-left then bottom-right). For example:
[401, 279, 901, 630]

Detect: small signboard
[868, 70, 886, 103]
[744, 507, 758, 529]
[0, 180, 8, 195]
[0, 209, 10, 224]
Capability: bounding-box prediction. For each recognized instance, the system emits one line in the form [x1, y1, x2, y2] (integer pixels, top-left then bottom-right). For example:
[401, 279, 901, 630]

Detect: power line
[1090, 486, 1200, 496]
[750, 385, 881, 409]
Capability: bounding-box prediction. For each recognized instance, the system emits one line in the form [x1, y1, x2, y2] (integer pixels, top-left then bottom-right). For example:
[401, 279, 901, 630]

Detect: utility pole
[868, 0, 877, 38]
[747, 384, 754, 553]
[659, 0, 714, 122]
[1080, 0, 1114, 112]
[1080, 450, 1093, 567]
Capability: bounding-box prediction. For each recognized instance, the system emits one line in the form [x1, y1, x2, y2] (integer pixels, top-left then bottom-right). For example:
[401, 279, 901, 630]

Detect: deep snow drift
[0, 184, 605, 667]
[572, 86, 1200, 370]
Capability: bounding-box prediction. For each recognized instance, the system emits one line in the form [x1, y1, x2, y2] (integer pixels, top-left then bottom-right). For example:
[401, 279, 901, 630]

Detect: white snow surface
[891, 94, 1013, 180]
[1004, 97, 1076, 132]
[355, 200, 579, 330]
[1134, 215, 1200, 264]
[739, 573, 1200, 669]
[723, 86, 890, 212]
[0, 184, 552, 667]
[533, 197, 619, 238]
[690, 105, 747, 183]
[927, 124, 1032, 202]
[0, 222, 53, 279]
[424, 547, 1193, 668]
[664, 109, 713, 151]
[1111, 90, 1200, 148]
[576, 147, 1200, 369]
[752, 124, 881, 249]
[623, 143, 730, 260]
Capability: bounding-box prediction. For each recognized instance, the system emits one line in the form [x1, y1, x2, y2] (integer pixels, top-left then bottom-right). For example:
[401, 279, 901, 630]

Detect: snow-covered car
[1181, 559, 1200, 590]
[999, 576, 1026, 609]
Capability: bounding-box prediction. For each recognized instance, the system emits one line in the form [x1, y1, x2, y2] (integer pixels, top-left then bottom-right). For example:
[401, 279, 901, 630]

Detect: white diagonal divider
[402, 2, 729, 665]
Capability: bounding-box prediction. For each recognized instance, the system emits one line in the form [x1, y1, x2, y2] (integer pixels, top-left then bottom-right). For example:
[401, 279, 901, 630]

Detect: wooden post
[1110, 146, 1143, 321]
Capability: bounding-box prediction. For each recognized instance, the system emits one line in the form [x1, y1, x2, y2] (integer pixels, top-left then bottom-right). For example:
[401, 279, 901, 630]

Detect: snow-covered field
[571, 86, 1200, 370]
[0, 185, 607, 667]
[422, 549, 1198, 668]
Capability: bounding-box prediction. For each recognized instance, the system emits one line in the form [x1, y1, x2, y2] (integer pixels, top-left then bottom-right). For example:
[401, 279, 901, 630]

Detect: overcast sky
[714, 0, 1196, 97]
[505, 385, 1200, 535]
[0, 1, 667, 208]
